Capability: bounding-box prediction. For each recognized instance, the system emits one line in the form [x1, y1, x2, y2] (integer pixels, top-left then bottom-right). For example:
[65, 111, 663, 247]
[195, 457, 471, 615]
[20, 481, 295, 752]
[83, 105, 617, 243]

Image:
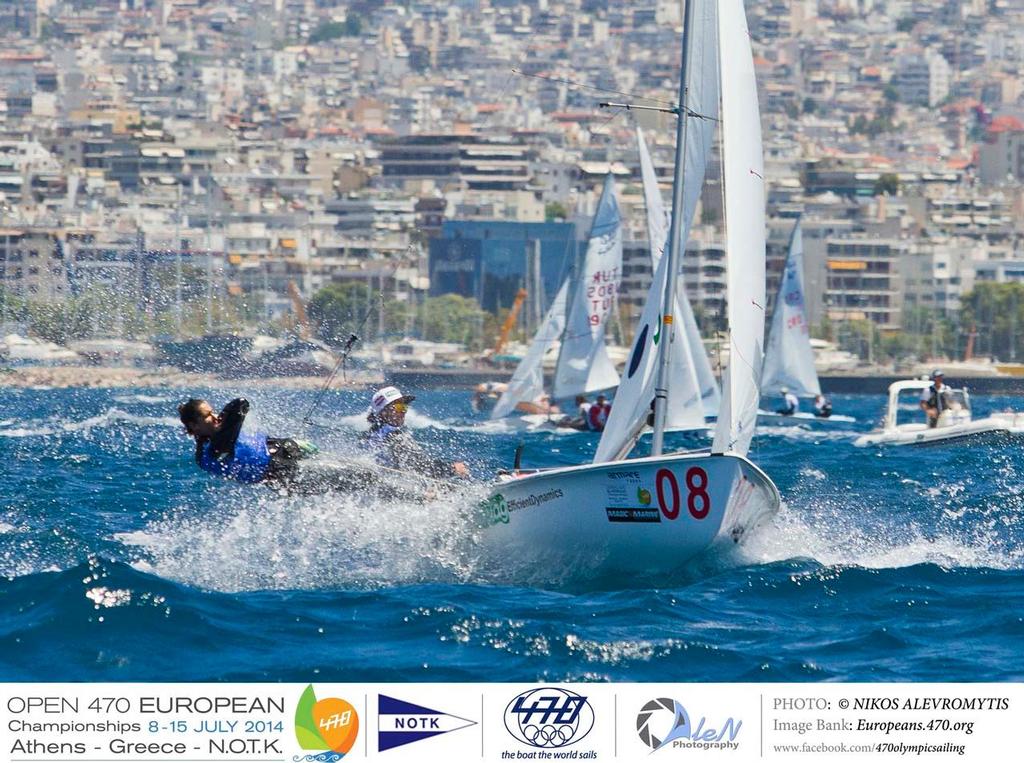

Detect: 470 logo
[504, 688, 594, 749]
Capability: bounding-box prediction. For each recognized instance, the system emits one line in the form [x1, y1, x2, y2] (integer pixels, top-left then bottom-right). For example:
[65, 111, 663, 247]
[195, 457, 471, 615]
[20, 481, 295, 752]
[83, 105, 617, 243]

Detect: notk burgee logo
[293, 685, 359, 761]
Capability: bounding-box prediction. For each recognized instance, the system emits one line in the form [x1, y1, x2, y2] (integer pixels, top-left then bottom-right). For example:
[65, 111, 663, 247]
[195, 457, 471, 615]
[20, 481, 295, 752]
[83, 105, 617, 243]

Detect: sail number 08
[656, 467, 710, 520]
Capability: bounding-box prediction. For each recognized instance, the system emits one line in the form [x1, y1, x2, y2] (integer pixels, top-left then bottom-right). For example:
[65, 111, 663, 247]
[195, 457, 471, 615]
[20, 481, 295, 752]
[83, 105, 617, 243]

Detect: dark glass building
[428, 221, 578, 313]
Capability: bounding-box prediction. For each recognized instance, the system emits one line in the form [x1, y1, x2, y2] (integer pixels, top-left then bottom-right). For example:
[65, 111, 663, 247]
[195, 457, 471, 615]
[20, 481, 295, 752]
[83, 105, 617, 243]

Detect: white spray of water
[121, 480, 493, 593]
[736, 468, 1024, 573]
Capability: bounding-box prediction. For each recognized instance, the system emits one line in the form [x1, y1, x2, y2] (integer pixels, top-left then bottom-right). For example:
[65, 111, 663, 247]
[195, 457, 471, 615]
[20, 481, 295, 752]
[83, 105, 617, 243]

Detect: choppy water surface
[1, 386, 1023, 681]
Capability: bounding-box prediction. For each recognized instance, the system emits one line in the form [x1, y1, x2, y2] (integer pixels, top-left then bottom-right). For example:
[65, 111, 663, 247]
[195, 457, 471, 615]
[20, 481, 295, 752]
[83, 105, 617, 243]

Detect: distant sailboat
[490, 174, 623, 425]
[479, 0, 779, 575]
[489, 281, 568, 421]
[759, 219, 855, 426]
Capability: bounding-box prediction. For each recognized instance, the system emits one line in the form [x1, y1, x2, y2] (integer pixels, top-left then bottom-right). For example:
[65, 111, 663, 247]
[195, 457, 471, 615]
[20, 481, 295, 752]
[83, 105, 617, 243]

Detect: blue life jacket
[198, 430, 271, 483]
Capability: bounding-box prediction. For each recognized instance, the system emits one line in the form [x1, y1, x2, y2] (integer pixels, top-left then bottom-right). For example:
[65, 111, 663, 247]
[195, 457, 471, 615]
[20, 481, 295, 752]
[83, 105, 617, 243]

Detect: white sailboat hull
[477, 451, 779, 575]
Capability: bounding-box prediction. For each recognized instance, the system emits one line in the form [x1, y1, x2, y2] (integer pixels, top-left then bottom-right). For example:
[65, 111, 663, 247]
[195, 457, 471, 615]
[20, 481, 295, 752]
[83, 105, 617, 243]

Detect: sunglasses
[391, 402, 409, 414]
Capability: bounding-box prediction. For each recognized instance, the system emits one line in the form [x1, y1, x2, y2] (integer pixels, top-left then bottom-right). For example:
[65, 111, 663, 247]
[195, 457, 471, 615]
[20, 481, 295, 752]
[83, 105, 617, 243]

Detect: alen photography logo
[377, 694, 477, 752]
[504, 687, 595, 749]
[293, 685, 359, 761]
[636, 698, 742, 753]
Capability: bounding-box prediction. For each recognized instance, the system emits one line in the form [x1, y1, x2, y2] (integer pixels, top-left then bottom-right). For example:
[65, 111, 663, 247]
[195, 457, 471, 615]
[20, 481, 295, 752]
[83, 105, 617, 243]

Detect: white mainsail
[761, 219, 821, 398]
[490, 280, 569, 420]
[637, 124, 721, 418]
[711, 0, 767, 458]
[552, 173, 622, 399]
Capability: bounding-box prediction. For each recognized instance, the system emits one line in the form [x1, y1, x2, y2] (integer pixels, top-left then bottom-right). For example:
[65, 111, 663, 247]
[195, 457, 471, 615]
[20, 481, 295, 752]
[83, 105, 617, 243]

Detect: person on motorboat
[588, 393, 612, 432]
[178, 397, 318, 485]
[777, 387, 799, 416]
[363, 386, 470, 479]
[920, 370, 953, 428]
[813, 393, 833, 418]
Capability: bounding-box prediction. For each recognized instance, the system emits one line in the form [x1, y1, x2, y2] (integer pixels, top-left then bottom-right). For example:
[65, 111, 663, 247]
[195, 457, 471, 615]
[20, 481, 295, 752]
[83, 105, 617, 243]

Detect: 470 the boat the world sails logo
[293, 685, 359, 761]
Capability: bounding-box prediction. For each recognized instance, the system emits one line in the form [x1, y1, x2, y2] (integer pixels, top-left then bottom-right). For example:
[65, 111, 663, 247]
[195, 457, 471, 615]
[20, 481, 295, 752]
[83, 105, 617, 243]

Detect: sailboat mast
[651, 0, 696, 457]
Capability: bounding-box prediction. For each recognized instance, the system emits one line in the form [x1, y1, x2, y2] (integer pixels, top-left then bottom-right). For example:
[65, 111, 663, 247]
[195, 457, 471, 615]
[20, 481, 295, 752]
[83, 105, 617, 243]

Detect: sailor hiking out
[362, 386, 470, 479]
[178, 397, 317, 485]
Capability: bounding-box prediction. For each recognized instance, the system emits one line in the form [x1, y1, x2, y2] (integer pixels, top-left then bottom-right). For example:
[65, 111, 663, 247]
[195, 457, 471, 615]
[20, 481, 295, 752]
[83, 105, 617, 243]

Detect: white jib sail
[637, 123, 721, 419]
[761, 219, 821, 398]
[711, 0, 767, 458]
[553, 173, 622, 399]
[490, 280, 569, 420]
[593, 250, 705, 462]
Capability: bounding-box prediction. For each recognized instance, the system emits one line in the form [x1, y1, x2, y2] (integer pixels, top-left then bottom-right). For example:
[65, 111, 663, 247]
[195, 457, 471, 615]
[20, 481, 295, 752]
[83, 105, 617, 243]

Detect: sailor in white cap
[363, 386, 469, 478]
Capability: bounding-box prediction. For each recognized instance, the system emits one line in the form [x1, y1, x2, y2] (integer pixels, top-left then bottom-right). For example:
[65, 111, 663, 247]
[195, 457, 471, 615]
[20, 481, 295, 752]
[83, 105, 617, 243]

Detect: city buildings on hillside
[0, 0, 1022, 361]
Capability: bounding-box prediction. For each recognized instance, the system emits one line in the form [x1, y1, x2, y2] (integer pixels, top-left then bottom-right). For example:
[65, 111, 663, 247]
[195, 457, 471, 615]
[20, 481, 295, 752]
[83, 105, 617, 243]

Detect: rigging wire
[301, 296, 378, 429]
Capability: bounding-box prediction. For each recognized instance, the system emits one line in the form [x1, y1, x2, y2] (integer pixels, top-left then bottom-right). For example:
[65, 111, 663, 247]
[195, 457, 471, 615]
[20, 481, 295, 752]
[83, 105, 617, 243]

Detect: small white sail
[491, 280, 569, 420]
[761, 220, 821, 398]
[637, 124, 721, 418]
[711, 0, 767, 458]
[553, 173, 622, 399]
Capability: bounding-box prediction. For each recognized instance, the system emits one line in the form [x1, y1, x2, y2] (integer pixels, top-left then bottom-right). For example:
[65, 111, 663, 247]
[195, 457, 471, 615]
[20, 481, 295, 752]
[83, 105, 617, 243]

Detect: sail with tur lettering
[552, 173, 623, 400]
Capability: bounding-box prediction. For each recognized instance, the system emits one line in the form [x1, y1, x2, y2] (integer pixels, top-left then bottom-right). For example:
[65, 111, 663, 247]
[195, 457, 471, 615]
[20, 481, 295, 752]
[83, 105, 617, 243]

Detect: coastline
[0, 365, 380, 390]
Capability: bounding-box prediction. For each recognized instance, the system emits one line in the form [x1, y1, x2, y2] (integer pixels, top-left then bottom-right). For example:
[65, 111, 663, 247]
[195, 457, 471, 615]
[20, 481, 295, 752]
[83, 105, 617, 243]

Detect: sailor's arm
[210, 398, 250, 457]
[391, 430, 468, 479]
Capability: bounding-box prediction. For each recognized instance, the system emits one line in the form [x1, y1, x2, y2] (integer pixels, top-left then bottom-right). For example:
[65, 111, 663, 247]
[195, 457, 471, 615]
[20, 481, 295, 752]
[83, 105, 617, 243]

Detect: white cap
[370, 386, 415, 414]
[780, 386, 789, 394]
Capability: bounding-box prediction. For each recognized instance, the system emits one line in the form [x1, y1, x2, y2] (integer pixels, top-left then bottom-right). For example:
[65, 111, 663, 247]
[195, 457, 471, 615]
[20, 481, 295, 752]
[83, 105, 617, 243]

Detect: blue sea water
[1, 385, 1023, 682]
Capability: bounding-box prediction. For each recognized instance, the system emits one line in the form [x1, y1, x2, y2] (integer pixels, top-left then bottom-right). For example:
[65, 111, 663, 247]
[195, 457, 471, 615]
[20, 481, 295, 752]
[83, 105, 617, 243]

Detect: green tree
[417, 294, 489, 349]
[545, 201, 569, 222]
[873, 173, 899, 196]
[308, 282, 410, 346]
[837, 319, 879, 363]
[309, 21, 346, 44]
[343, 16, 362, 36]
[895, 17, 916, 32]
[960, 282, 1024, 361]
[802, 97, 817, 115]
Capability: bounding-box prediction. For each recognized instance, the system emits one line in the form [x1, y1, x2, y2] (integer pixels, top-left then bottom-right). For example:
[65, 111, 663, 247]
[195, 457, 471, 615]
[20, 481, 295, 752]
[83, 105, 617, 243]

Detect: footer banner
[0, 683, 1015, 760]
